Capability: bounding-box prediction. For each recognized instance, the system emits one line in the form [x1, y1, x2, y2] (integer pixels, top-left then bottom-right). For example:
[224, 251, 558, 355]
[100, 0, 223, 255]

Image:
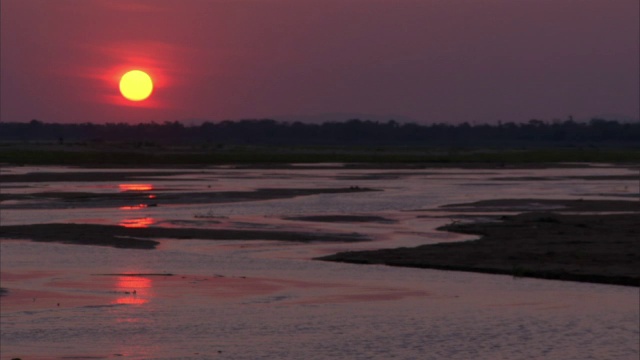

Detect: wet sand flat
[320, 199, 640, 287]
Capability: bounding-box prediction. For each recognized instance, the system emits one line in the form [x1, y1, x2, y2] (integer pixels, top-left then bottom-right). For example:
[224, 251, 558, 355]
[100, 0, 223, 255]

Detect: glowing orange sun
[119, 70, 153, 101]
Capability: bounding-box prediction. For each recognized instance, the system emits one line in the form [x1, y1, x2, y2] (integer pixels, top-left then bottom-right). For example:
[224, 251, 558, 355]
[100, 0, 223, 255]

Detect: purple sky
[1, 0, 638, 124]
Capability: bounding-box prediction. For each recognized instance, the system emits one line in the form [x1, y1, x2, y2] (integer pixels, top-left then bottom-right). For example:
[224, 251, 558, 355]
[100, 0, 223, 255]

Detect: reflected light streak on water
[119, 184, 154, 192]
[119, 204, 149, 210]
[119, 217, 155, 228]
[113, 276, 152, 305]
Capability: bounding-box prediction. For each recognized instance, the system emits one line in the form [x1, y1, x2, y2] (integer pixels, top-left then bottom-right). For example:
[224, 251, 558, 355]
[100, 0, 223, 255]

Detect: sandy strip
[284, 215, 397, 223]
[1, 187, 378, 210]
[0, 171, 191, 183]
[437, 198, 640, 212]
[320, 199, 640, 286]
[0, 223, 369, 249]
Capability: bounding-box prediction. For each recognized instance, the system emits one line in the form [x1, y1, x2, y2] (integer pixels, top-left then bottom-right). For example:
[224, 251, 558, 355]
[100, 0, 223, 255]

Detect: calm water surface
[1, 165, 638, 359]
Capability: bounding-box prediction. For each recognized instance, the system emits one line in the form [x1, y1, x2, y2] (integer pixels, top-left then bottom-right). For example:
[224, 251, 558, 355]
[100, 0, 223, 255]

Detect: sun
[119, 70, 154, 101]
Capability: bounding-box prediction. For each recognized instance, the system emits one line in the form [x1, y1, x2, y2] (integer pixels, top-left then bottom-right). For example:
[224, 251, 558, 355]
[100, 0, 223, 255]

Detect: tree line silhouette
[1, 118, 638, 147]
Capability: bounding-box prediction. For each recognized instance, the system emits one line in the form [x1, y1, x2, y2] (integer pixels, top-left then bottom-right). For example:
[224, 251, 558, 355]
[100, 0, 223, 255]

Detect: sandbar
[0, 223, 369, 249]
[0, 187, 377, 210]
[320, 199, 639, 286]
[284, 215, 397, 223]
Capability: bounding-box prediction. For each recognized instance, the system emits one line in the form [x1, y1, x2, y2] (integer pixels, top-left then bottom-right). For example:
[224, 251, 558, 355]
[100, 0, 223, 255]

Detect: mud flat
[284, 215, 397, 223]
[320, 199, 640, 287]
[0, 223, 368, 249]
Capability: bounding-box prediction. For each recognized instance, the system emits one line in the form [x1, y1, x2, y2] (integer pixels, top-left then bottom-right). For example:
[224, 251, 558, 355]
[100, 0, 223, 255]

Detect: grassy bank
[1, 145, 640, 166]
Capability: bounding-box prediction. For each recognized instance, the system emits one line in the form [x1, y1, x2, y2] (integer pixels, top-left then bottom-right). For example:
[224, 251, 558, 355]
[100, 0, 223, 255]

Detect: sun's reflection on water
[114, 276, 152, 305]
[118, 183, 157, 212]
[119, 184, 154, 192]
[120, 217, 155, 228]
[119, 204, 149, 210]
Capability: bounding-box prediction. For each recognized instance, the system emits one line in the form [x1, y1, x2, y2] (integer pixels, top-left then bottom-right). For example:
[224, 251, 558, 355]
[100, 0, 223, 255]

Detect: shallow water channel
[1, 164, 638, 359]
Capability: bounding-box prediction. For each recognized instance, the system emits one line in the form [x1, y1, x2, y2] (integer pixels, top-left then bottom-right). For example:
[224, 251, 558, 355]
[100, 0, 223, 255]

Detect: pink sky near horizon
[1, 0, 638, 124]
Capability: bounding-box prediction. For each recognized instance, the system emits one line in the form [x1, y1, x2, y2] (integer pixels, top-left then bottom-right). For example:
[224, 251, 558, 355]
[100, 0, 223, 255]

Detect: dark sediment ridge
[284, 215, 397, 223]
[0, 223, 368, 250]
[0, 170, 191, 183]
[0, 187, 378, 210]
[437, 198, 640, 212]
[320, 200, 640, 287]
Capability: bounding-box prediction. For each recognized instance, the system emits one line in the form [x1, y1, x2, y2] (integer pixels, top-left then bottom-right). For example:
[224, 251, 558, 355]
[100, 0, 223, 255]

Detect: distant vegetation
[1, 118, 638, 165]
[1, 118, 638, 148]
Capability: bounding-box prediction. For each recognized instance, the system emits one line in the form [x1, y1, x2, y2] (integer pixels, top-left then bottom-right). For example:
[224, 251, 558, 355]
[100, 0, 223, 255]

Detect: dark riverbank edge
[0, 224, 369, 249]
[2, 145, 640, 166]
[319, 199, 640, 287]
